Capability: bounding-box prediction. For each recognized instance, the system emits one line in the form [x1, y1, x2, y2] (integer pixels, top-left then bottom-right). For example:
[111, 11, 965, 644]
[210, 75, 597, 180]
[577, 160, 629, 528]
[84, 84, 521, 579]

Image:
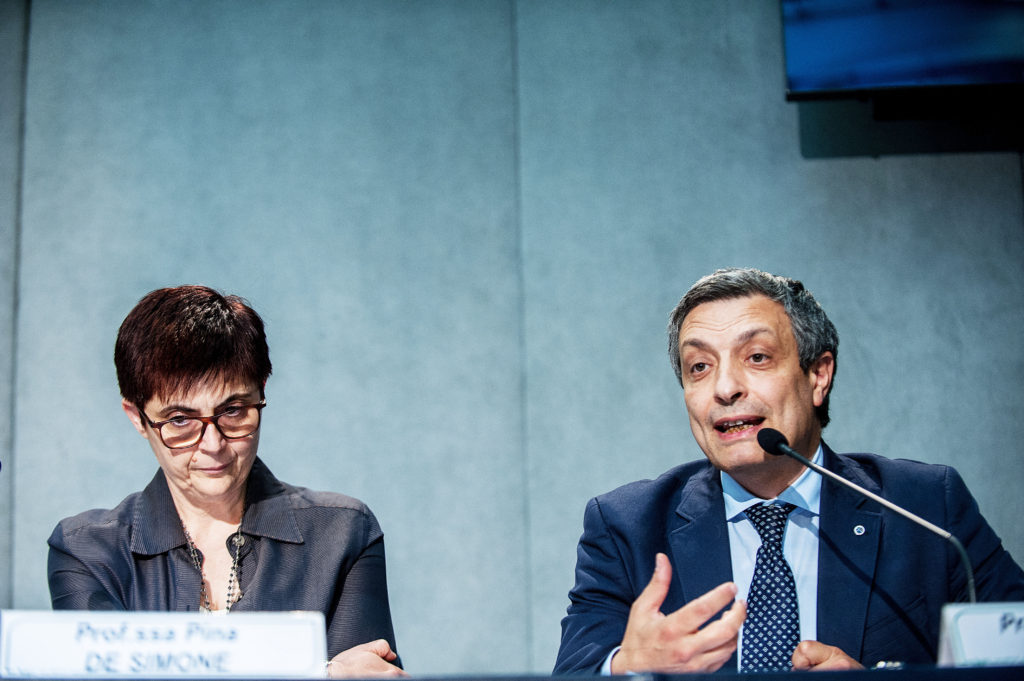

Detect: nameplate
[0, 610, 326, 678]
[937, 602, 1024, 666]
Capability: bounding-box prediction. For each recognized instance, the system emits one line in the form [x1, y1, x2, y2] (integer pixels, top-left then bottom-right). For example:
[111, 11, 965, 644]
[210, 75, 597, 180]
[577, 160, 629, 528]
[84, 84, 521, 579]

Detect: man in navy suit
[554, 268, 1024, 674]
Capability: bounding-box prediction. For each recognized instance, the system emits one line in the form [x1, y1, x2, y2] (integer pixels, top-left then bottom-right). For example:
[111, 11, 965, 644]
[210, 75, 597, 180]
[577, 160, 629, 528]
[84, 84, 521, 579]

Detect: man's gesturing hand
[791, 641, 863, 671]
[610, 553, 746, 674]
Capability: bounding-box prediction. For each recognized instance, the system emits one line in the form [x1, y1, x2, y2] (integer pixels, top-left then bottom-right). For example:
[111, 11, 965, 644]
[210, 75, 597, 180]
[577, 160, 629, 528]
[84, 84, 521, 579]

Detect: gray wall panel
[517, 1, 1024, 670]
[5, 0, 1022, 675]
[0, 0, 28, 611]
[13, 0, 525, 673]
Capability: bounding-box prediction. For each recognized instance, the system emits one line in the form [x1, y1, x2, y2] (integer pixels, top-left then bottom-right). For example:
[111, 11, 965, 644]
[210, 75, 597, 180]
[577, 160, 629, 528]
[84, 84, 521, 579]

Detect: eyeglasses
[139, 400, 267, 449]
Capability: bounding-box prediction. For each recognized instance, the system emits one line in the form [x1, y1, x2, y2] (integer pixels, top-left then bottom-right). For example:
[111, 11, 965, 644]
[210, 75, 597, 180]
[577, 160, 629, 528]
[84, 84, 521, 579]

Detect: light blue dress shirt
[722, 443, 823, 660]
[602, 444, 823, 674]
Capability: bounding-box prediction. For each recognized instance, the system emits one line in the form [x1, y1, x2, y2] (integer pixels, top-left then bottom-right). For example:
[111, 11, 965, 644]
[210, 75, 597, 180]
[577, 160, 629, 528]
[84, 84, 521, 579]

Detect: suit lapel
[816, 445, 881, 660]
[668, 464, 733, 600]
[667, 464, 737, 667]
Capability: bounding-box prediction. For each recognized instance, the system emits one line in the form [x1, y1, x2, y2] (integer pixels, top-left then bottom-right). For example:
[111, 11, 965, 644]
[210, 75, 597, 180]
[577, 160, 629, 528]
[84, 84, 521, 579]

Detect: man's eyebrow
[680, 337, 713, 352]
[734, 327, 775, 346]
[680, 327, 775, 353]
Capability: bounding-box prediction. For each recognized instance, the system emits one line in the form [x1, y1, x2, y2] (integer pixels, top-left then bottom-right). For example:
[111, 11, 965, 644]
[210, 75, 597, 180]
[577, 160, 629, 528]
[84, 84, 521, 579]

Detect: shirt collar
[721, 443, 823, 521]
[129, 456, 303, 556]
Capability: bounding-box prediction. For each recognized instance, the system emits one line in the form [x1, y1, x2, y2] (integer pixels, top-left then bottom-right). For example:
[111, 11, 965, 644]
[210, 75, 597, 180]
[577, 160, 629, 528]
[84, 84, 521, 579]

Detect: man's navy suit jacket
[553, 445, 1024, 674]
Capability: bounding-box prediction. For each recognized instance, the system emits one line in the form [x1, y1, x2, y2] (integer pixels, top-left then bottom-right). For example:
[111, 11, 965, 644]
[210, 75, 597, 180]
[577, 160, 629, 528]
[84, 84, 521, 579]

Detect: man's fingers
[791, 641, 863, 671]
[719, 597, 746, 630]
[663, 593, 744, 666]
[632, 552, 673, 615]
[661, 637, 737, 674]
[665, 580, 739, 631]
[639, 600, 743, 675]
[792, 640, 833, 669]
[616, 573, 743, 675]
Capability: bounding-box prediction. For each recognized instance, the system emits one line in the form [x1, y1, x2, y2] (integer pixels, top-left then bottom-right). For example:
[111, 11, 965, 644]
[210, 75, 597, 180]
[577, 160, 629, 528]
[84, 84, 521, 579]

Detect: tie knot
[745, 502, 795, 544]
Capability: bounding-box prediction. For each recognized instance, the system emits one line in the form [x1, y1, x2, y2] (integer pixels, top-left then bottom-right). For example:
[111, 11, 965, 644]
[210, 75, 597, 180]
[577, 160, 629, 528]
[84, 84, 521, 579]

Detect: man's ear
[809, 352, 835, 407]
[121, 398, 148, 437]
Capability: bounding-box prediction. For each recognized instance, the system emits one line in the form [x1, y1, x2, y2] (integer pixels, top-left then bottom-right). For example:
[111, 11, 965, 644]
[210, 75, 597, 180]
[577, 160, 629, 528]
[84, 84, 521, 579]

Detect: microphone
[756, 427, 976, 603]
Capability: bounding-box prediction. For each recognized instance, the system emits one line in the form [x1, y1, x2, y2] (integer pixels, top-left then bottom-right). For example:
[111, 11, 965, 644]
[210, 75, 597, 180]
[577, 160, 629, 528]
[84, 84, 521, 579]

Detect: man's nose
[713, 360, 745, 405]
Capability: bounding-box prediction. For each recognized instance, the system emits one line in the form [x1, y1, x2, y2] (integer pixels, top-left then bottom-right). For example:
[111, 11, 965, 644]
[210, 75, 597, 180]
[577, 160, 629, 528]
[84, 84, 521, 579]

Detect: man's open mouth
[715, 417, 764, 434]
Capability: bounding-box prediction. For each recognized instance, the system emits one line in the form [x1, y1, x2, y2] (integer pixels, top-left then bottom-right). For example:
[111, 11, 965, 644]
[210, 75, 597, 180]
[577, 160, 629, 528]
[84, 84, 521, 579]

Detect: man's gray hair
[667, 268, 839, 427]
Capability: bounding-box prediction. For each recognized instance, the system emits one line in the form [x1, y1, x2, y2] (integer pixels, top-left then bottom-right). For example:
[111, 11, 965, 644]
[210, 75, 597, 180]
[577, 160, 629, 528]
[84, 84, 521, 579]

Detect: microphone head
[756, 427, 789, 456]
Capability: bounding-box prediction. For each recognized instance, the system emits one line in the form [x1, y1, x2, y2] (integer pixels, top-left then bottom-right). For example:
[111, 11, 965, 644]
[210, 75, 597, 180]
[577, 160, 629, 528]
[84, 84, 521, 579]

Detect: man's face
[678, 295, 833, 495]
[123, 378, 262, 509]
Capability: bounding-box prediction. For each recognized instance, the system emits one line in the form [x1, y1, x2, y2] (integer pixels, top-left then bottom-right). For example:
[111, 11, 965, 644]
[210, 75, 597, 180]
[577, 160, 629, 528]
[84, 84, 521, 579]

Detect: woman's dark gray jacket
[47, 457, 399, 661]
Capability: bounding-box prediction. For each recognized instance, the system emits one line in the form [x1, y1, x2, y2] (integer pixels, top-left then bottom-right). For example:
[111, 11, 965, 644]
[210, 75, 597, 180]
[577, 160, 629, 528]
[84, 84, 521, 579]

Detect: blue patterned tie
[741, 502, 799, 673]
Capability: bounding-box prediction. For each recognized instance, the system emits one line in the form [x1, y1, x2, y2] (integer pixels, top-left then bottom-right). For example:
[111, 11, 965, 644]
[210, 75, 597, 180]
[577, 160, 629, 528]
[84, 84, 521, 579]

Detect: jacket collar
[668, 462, 736, 667]
[670, 463, 733, 602]
[129, 457, 303, 556]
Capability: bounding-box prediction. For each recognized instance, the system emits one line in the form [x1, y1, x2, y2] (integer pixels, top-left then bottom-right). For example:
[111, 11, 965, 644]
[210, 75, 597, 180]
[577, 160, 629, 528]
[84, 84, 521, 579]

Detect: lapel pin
[853, 524, 866, 536]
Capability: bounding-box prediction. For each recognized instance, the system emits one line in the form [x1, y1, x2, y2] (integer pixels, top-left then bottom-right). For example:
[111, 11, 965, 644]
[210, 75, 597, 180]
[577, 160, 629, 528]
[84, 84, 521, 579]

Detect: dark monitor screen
[781, 0, 1024, 100]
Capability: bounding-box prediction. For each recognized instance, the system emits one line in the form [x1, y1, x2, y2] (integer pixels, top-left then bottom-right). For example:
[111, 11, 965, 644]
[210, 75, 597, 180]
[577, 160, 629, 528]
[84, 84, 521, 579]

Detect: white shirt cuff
[601, 646, 622, 675]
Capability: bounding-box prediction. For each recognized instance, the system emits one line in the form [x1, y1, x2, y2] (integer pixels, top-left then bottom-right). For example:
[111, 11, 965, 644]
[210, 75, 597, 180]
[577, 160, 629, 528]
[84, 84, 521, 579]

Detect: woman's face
[123, 378, 262, 511]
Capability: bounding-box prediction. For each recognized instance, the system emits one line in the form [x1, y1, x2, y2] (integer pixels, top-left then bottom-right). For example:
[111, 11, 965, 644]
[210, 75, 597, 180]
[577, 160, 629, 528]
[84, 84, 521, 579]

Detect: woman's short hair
[667, 268, 838, 427]
[114, 285, 272, 407]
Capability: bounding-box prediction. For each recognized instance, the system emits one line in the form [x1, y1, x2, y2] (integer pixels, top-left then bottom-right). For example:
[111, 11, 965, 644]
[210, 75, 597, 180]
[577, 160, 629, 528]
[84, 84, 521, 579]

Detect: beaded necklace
[181, 521, 244, 613]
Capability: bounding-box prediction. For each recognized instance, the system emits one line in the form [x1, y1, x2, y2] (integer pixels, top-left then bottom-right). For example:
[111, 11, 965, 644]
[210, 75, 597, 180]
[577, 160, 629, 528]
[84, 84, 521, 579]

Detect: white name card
[938, 602, 1024, 667]
[0, 610, 326, 679]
